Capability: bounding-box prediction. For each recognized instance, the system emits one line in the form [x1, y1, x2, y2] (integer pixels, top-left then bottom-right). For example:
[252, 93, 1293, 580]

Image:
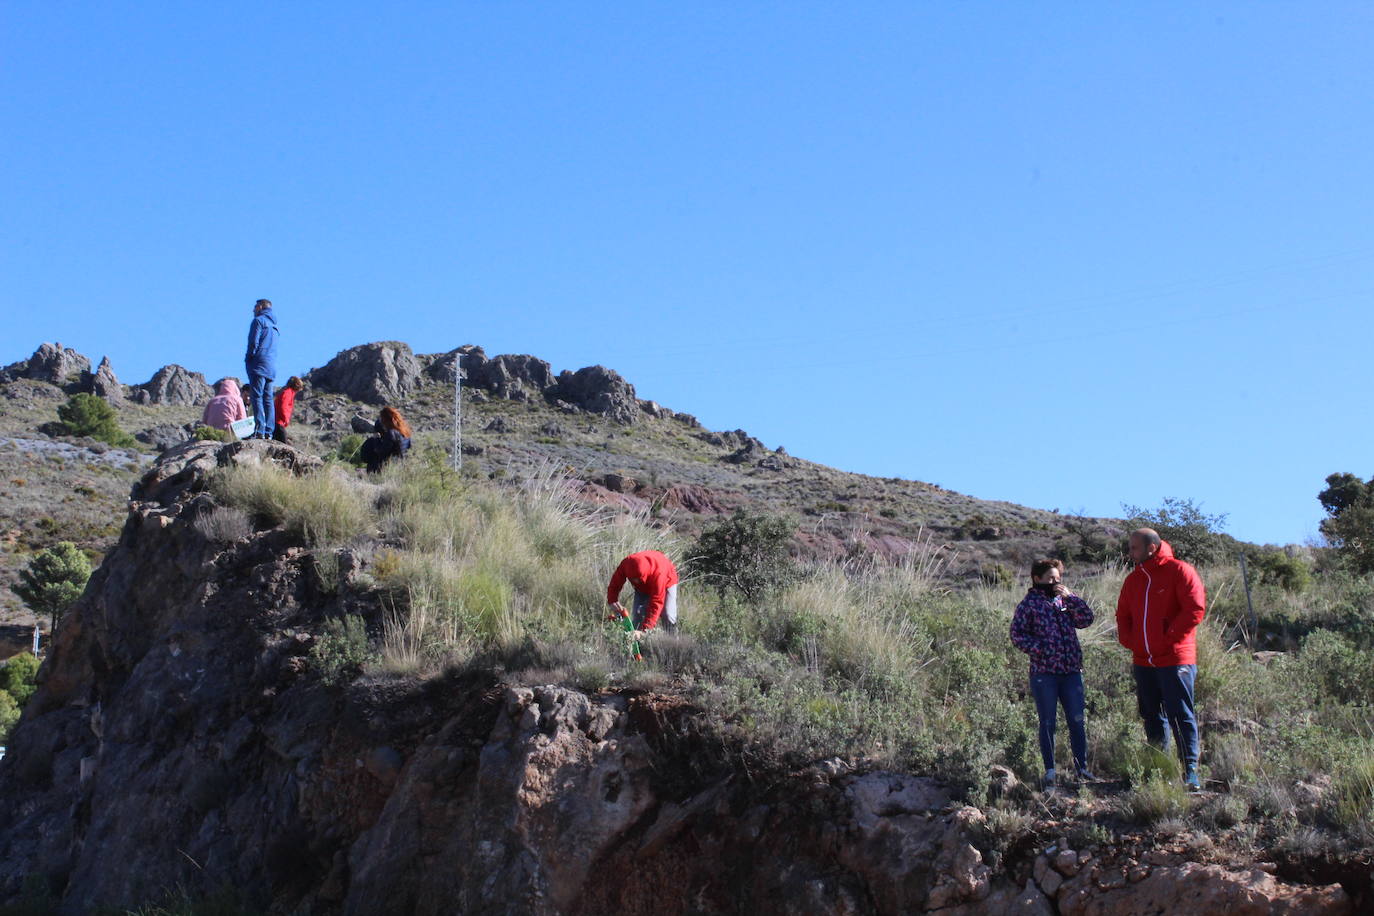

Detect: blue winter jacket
[245, 309, 279, 379]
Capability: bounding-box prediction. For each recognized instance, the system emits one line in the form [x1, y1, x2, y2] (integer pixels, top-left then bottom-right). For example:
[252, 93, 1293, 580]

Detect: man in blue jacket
[244, 299, 279, 439]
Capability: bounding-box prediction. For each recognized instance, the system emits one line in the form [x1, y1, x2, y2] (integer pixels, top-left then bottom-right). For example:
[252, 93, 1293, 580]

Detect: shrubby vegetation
[1121, 496, 1229, 565]
[1319, 472, 1374, 573]
[0, 653, 39, 744]
[211, 458, 1374, 855]
[55, 393, 136, 447]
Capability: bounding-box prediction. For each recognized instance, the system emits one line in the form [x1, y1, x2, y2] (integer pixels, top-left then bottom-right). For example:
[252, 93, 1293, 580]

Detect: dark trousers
[248, 374, 274, 437]
[1132, 664, 1199, 771]
[1030, 672, 1087, 772]
[272, 425, 288, 444]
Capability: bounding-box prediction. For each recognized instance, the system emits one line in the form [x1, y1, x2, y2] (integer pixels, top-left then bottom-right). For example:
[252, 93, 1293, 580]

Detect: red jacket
[274, 387, 296, 427]
[607, 550, 679, 630]
[1116, 541, 1206, 667]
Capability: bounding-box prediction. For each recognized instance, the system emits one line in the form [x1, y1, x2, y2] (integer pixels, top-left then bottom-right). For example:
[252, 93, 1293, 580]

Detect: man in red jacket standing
[607, 550, 679, 632]
[1116, 528, 1207, 791]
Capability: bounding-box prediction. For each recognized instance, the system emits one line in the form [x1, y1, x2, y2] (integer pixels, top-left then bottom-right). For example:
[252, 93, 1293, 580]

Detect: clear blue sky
[4, 3, 1372, 546]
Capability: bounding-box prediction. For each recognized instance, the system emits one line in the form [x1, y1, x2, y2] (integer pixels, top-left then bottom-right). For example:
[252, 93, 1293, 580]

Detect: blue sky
[4, 2, 1372, 546]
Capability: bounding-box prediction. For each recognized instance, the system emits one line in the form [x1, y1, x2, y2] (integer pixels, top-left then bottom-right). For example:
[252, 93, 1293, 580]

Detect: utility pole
[453, 357, 465, 471]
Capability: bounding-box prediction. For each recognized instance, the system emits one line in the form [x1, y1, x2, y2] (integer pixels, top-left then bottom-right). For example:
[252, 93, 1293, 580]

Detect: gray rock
[133, 364, 212, 405]
[7, 342, 91, 385]
[309, 342, 423, 405]
[136, 423, 193, 452]
[84, 356, 125, 402]
[550, 365, 638, 424]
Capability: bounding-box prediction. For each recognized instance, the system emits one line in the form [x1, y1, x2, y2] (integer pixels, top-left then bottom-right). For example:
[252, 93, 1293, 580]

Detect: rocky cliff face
[0, 444, 1355, 915]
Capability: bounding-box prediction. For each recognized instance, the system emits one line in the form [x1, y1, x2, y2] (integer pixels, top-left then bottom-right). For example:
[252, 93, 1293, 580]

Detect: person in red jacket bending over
[607, 550, 679, 633]
[1116, 528, 1207, 791]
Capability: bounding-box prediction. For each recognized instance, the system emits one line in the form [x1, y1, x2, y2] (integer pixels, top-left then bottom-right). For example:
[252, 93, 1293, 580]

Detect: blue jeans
[1030, 672, 1087, 772]
[248, 374, 274, 437]
[1133, 664, 1199, 772]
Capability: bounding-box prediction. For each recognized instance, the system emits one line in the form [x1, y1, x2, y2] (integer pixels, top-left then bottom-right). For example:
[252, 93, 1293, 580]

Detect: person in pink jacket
[202, 378, 247, 431]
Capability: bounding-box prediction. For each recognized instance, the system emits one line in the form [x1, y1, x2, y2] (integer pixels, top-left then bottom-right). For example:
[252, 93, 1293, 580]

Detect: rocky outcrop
[550, 365, 638, 424]
[134, 422, 192, 452]
[132, 364, 212, 405]
[83, 356, 124, 402]
[0, 423, 1357, 916]
[309, 342, 424, 405]
[2, 342, 91, 385]
[427, 347, 559, 403]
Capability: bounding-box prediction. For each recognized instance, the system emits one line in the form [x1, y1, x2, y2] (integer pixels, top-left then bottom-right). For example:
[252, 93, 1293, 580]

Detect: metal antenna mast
[453, 357, 465, 471]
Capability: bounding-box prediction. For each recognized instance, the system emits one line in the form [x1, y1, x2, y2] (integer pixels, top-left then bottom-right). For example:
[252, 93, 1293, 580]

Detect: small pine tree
[15, 542, 92, 633]
[56, 393, 136, 447]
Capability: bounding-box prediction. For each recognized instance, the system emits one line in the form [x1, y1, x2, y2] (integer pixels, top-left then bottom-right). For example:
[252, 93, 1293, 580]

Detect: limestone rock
[6, 342, 91, 385]
[83, 356, 125, 401]
[309, 342, 423, 405]
[550, 365, 638, 424]
[133, 364, 212, 405]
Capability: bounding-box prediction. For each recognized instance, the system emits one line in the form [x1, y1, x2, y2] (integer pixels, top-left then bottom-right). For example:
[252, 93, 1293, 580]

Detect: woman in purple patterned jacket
[1010, 558, 1096, 789]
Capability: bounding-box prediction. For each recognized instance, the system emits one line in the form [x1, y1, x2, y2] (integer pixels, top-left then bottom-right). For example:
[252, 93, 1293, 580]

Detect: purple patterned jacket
[1010, 589, 1095, 675]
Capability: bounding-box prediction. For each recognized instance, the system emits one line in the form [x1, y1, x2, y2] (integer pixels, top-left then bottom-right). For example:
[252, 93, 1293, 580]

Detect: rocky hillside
[0, 340, 1119, 639]
[0, 441, 1354, 914]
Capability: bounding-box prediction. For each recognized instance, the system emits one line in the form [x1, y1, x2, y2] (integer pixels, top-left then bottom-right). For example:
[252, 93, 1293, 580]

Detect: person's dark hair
[1030, 558, 1064, 581]
[286, 376, 304, 391]
[379, 406, 412, 439]
[255, 298, 272, 310]
[1131, 528, 1162, 548]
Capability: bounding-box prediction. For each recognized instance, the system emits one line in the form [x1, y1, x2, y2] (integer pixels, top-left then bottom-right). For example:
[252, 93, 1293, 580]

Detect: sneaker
[1042, 768, 1057, 790]
[1075, 767, 1096, 783]
[1184, 769, 1202, 792]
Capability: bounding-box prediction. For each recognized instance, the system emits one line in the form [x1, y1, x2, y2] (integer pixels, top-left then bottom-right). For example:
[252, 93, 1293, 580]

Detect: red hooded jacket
[274, 387, 296, 427]
[1116, 541, 1206, 667]
[607, 550, 679, 630]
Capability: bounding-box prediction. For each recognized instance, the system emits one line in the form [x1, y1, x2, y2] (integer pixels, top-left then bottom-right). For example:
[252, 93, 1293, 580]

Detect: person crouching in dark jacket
[360, 406, 412, 473]
[1011, 558, 1096, 790]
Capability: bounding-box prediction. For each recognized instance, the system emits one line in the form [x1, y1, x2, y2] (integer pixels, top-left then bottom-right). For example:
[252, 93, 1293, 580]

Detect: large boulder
[83, 356, 125, 402]
[550, 365, 638, 424]
[133, 364, 212, 406]
[309, 342, 423, 405]
[4, 342, 91, 385]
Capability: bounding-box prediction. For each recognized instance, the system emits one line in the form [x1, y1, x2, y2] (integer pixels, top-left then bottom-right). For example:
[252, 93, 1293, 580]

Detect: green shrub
[1298, 630, 1374, 705]
[1119, 774, 1189, 825]
[15, 542, 92, 631]
[1246, 550, 1312, 592]
[0, 653, 40, 706]
[336, 433, 367, 467]
[310, 615, 376, 685]
[1121, 496, 1228, 566]
[1326, 753, 1374, 840]
[0, 689, 20, 744]
[55, 393, 136, 447]
[192, 425, 233, 443]
[690, 508, 798, 600]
